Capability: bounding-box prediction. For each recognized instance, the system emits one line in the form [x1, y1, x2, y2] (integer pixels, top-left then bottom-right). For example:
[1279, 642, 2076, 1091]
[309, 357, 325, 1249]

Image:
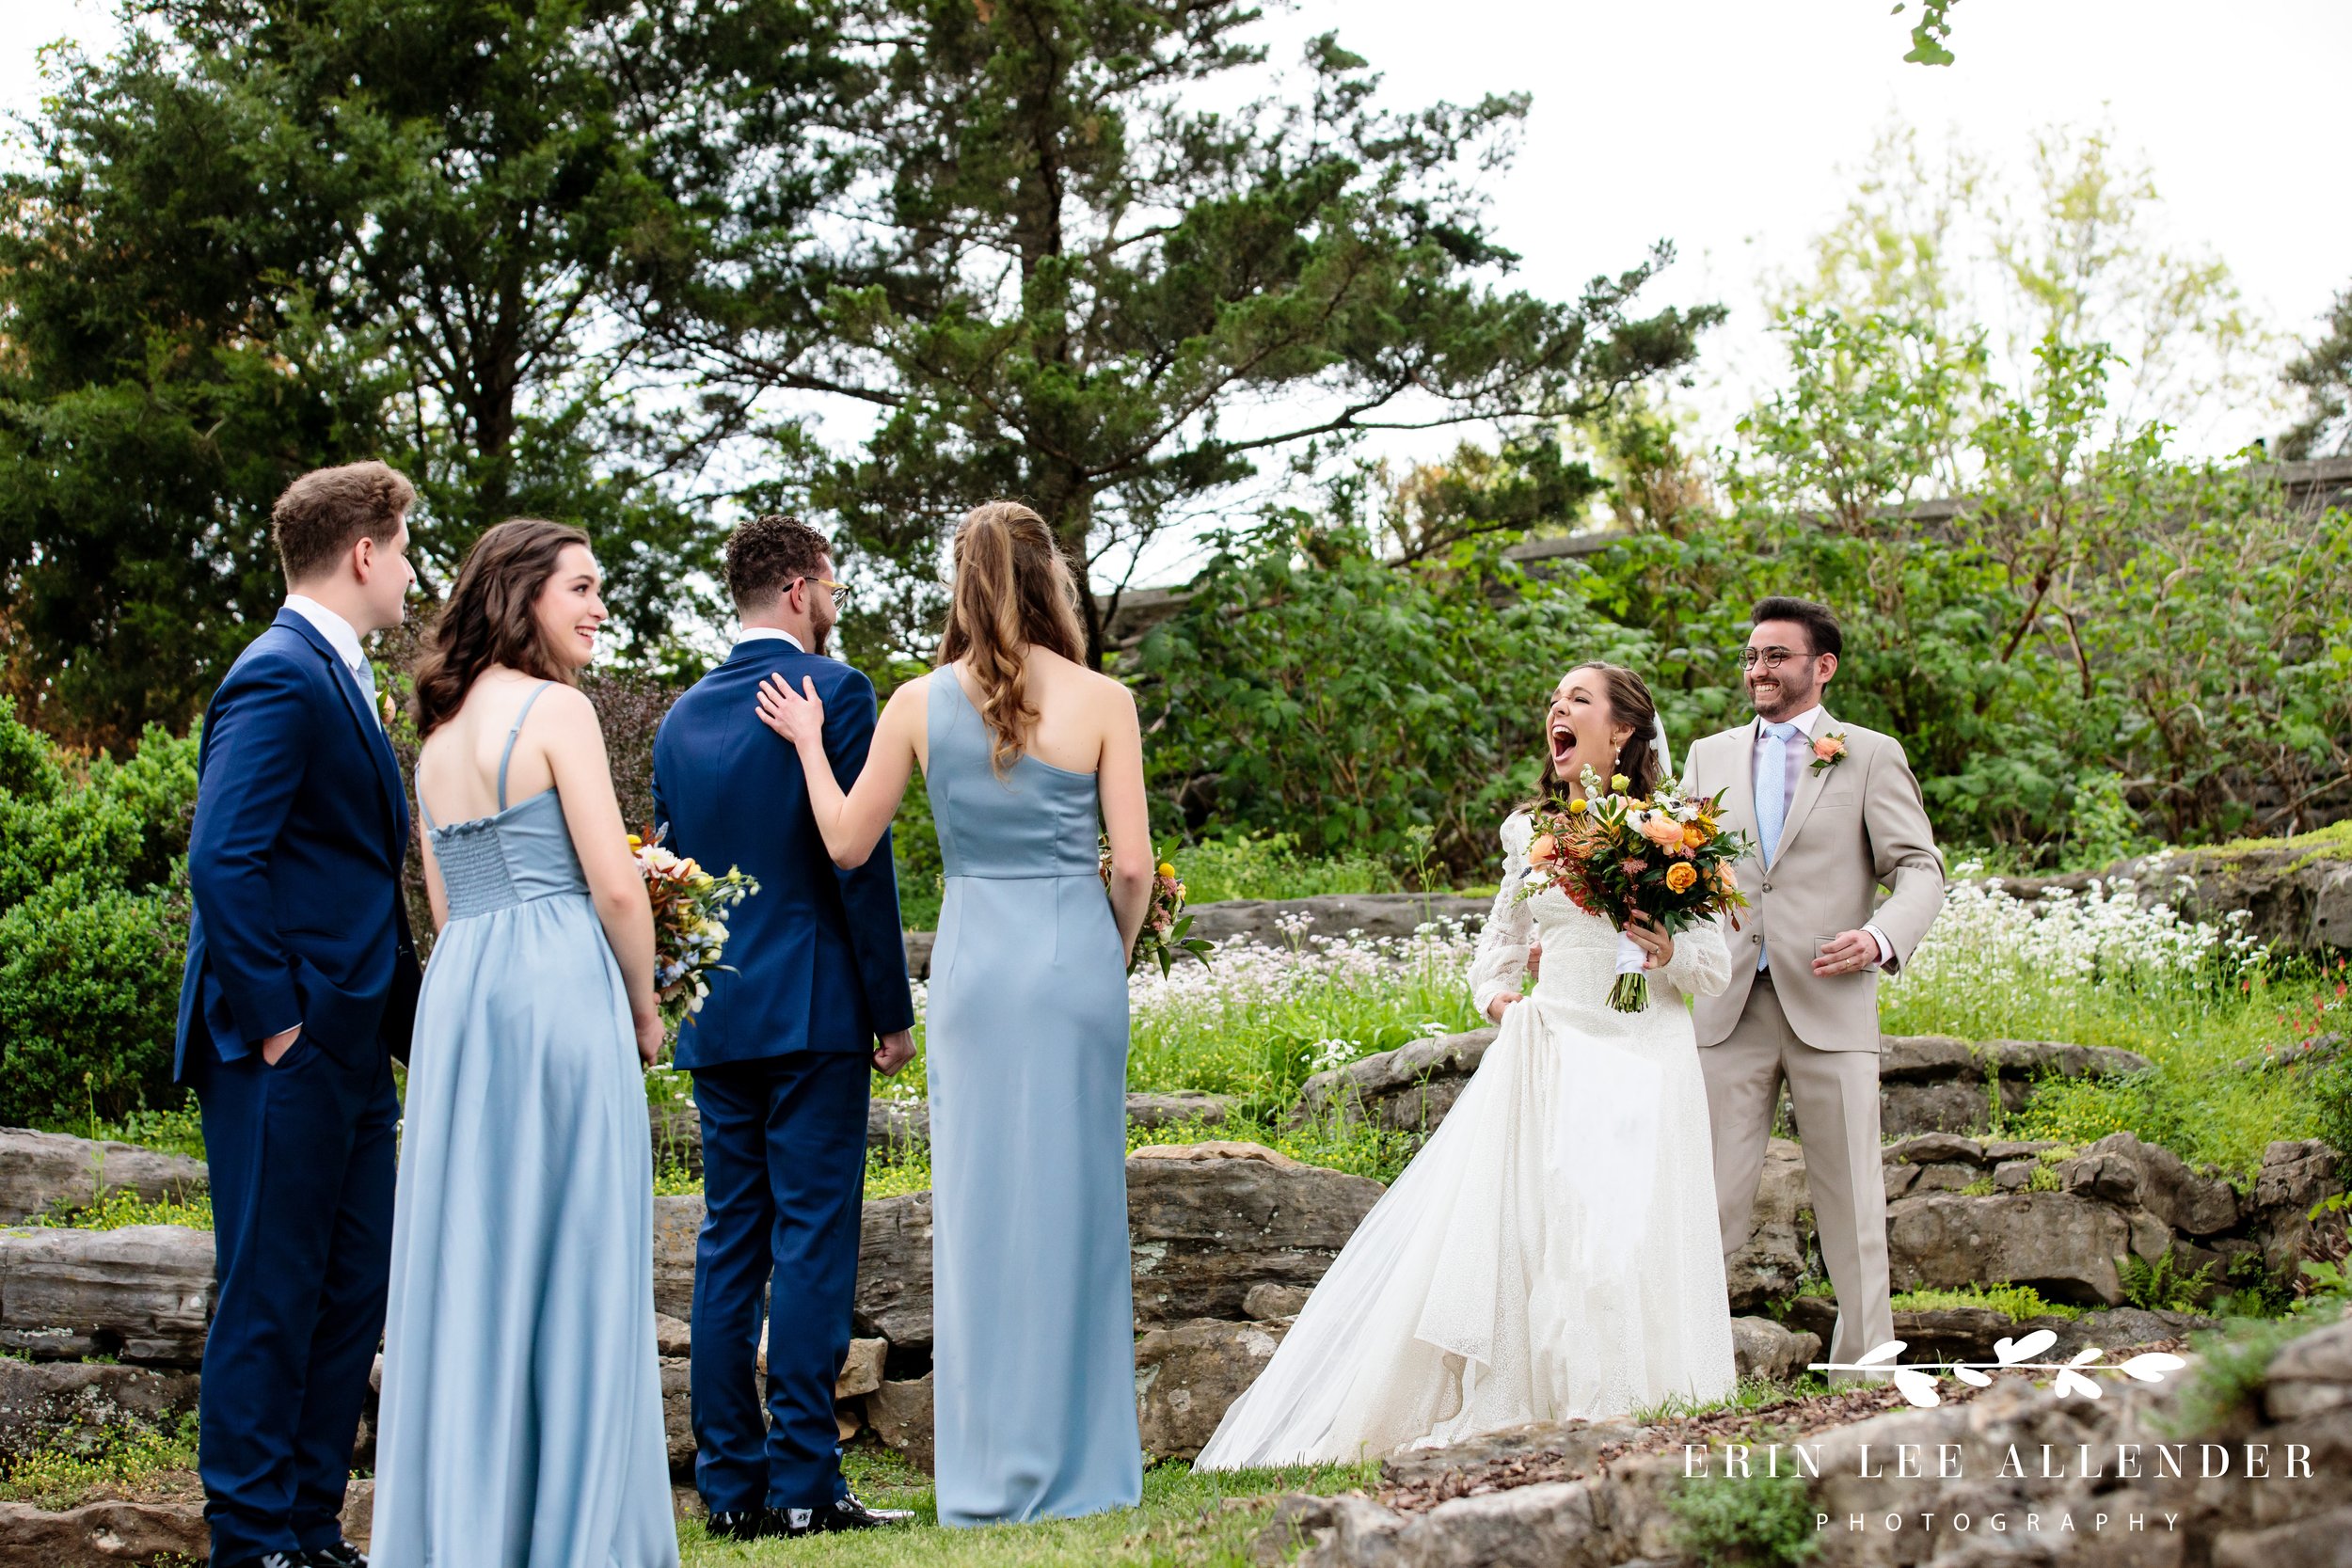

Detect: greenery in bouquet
[1100, 839, 1215, 977]
[1518, 766, 1755, 1012]
[630, 828, 758, 1037]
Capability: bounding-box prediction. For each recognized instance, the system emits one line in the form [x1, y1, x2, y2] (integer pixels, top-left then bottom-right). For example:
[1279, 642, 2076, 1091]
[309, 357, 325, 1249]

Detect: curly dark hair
[724, 514, 833, 611]
[272, 460, 415, 583]
[1525, 662, 1664, 816]
[409, 518, 593, 737]
[1752, 595, 1843, 657]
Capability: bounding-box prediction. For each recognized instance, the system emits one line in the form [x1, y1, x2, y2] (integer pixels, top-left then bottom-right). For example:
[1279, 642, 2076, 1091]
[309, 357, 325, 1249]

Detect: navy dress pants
[193, 1037, 398, 1561]
[690, 1052, 870, 1513]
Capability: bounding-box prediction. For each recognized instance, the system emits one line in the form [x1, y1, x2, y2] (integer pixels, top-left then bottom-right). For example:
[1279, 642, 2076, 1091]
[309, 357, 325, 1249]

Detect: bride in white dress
[1195, 663, 1739, 1469]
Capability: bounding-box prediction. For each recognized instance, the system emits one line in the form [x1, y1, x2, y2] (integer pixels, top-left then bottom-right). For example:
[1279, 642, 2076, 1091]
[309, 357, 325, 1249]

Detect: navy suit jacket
[652, 641, 914, 1069]
[174, 610, 421, 1080]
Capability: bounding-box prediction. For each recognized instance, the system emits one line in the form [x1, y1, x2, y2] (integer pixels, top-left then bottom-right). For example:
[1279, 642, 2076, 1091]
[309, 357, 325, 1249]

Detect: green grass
[0, 1412, 198, 1511]
[1886, 1283, 2083, 1321]
[24, 1186, 214, 1231]
[1881, 937, 2331, 1181]
[1168, 833, 1401, 906]
[1631, 1374, 1829, 1425]
[676, 1450, 1378, 1567]
[33, 1101, 208, 1162]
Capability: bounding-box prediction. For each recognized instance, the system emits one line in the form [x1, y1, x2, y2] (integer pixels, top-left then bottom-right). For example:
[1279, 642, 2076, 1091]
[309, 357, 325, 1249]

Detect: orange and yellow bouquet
[631, 827, 760, 1036]
[1517, 764, 1755, 1012]
[1099, 839, 1215, 977]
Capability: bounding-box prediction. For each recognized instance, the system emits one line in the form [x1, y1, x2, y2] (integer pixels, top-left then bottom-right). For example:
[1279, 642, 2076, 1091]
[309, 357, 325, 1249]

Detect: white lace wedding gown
[1194, 811, 1739, 1469]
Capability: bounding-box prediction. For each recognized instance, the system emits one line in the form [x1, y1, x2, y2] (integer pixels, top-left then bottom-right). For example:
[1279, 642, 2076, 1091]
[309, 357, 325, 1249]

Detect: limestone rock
[1728, 1315, 1820, 1385]
[0, 1129, 208, 1227]
[2250, 1139, 2347, 1275]
[1127, 1143, 1384, 1326]
[660, 1355, 692, 1478]
[2266, 1316, 2352, 1421]
[0, 1224, 215, 1364]
[2058, 1131, 2242, 1236]
[1243, 1282, 1312, 1320]
[1876, 1036, 2153, 1137]
[2213, 1504, 2352, 1568]
[866, 1373, 934, 1474]
[1289, 1029, 1497, 1139]
[1378, 1418, 1647, 1493]
[1724, 1139, 1815, 1309]
[836, 1337, 887, 1401]
[1125, 1092, 1239, 1130]
[653, 1312, 691, 1359]
[0, 1360, 199, 1460]
[1134, 1316, 1294, 1460]
[0, 1497, 209, 1566]
[853, 1192, 934, 1350]
[650, 1195, 702, 1323]
[1886, 1190, 2133, 1306]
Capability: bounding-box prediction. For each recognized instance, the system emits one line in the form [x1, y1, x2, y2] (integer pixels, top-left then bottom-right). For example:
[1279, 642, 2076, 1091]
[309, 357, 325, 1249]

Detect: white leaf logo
[1994, 1330, 2058, 1365]
[1893, 1367, 1943, 1408]
[1855, 1340, 1908, 1367]
[1952, 1365, 1993, 1387]
[2120, 1353, 2185, 1383]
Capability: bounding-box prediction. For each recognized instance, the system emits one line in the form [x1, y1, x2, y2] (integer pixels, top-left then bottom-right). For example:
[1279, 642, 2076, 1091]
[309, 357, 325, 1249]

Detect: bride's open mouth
[1549, 722, 1574, 768]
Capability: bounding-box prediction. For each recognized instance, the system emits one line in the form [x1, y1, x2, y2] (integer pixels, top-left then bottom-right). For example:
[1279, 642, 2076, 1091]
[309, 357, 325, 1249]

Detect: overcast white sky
[6, 1, 2347, 582]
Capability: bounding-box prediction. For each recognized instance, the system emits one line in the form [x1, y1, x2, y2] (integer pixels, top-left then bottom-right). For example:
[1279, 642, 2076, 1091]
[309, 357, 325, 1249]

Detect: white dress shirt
[734, 626, 805, 654]
[1754, 704, 1892, 969]
[283, 594, 367, 675]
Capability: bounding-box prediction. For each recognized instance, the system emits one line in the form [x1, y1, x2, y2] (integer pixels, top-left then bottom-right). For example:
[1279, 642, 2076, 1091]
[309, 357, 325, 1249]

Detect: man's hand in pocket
[262, 1025, 301, 1066]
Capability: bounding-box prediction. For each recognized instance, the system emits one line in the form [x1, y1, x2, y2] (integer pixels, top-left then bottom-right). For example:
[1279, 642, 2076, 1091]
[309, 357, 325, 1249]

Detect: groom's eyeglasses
[1740, 646, 1805, 672]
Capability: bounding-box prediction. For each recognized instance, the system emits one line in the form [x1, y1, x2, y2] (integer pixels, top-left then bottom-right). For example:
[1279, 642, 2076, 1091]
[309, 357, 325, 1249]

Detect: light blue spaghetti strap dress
[371, 683, 678, 1568]
[924, 673, 1143, 1527]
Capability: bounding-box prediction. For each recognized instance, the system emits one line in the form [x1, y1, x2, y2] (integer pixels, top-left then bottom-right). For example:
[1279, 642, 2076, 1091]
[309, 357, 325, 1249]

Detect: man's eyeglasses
[1740, 646, 1807, 672]
[798, 576, 853, 609]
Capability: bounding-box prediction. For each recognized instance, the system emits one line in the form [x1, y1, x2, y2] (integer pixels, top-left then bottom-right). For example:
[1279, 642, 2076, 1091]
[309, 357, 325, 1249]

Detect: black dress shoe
[216, 1554, 309, 1568]
[704, 1509, 767, 1541]
[792, 1491, 914, 1534]
[307, 1544, 370, 1568]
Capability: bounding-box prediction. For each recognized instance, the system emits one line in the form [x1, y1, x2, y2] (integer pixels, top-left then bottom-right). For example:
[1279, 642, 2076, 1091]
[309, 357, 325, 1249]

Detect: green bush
[1170, 832, 1400, 904]
[0, 706, 197, 1129]
[1667, 1468, 1821, 1568]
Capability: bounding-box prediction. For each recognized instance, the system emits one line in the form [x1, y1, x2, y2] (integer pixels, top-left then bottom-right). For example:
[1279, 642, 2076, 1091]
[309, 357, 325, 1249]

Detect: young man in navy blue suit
[652, 515, 916, 1541]
[176, 461, 423, 1568]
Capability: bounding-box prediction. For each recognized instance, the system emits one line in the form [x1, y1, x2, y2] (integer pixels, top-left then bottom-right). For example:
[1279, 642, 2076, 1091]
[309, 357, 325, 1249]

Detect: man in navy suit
[652, 515, 916, 1541]
[176, 461, 423, 1568]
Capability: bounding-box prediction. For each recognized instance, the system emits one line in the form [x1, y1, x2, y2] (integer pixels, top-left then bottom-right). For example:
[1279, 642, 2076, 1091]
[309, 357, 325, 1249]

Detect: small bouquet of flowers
[1517, 766, 1755, 1012]
[1100, 839, 1214, 977]
[631, 827, 760, 1035]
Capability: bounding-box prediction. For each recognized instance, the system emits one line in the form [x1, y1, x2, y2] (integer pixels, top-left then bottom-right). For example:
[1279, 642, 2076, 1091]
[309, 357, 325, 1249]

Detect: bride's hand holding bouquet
[1518, 765, 1754, 1012]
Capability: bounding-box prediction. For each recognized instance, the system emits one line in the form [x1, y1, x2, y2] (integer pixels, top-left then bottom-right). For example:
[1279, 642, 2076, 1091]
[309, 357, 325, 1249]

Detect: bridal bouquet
[1101, 839, 1214, 977]
[631, 828, 760, 1034]
[1518, 766, 1754, 1012]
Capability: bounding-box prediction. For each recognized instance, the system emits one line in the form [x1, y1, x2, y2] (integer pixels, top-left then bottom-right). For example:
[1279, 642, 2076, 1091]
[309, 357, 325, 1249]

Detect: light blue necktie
[1755, 721, 1799, 971]
[350, 657, 384, 730]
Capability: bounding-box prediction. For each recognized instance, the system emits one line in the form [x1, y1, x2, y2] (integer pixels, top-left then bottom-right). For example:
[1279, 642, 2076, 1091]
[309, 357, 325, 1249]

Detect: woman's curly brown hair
[409, 518, 592, 738]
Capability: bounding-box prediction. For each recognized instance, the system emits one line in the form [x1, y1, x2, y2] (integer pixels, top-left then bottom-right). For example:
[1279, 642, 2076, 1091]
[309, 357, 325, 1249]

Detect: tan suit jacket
[1680, 713, 1946, 1053]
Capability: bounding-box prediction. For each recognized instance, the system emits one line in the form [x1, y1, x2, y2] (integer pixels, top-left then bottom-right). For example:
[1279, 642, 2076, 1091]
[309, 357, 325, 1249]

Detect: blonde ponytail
[940, 501, 1087, 773]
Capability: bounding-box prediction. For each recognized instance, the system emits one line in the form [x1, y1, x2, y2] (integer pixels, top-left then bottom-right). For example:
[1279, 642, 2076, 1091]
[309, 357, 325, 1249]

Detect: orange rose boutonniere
[1809, 732, 1849, 774]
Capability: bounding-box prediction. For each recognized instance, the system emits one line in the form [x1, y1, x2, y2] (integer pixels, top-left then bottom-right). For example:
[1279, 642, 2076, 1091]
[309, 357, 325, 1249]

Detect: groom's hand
[873, 1030, 915, 1076]
[260, 1025, 301, 1066]
[1812, 929, 1879, 976]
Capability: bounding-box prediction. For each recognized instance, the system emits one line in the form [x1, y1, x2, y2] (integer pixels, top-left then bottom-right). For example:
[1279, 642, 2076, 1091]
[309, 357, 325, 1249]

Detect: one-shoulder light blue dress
[370, 684, 678, 1568]
[924, 673, 1144, 1527]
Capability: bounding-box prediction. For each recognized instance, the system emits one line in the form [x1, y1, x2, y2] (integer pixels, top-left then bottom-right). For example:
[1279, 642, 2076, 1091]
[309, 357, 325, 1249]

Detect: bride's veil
[1650, 711, 1674, 781]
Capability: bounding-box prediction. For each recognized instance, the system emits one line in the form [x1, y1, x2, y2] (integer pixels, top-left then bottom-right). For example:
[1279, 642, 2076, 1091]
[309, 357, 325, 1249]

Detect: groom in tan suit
[1679, 597, 1945, 1374]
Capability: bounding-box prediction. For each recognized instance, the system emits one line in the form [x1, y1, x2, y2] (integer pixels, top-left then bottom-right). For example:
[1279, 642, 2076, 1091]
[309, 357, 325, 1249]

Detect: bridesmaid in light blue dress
[752, 501, 1153, 1526]
[373, 521, 677, 1568]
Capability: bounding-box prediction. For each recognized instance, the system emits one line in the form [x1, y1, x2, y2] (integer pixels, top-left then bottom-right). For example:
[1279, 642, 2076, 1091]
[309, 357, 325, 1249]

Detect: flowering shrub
[877, 912, 1485, 1116]
[1883, 863, 2266, 1040]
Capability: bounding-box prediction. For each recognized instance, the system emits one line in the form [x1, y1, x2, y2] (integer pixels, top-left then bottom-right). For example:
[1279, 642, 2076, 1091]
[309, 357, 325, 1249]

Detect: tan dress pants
[1699, 970, 1894, 1377]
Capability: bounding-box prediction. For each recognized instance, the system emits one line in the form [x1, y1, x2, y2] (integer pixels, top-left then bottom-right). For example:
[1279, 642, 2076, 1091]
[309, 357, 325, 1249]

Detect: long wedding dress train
[1194, 811, 1739, 1469]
